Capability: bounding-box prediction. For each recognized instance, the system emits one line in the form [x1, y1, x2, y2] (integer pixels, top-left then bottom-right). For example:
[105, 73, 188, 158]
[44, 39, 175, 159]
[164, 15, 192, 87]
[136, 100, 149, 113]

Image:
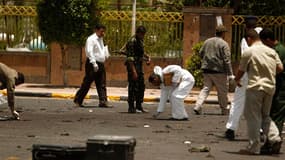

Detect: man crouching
[0, 63, 24, 120]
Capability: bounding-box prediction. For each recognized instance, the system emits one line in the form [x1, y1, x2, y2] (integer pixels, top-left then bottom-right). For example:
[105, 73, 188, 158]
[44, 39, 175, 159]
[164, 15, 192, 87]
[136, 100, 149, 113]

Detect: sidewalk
[1, 83, 234, 104]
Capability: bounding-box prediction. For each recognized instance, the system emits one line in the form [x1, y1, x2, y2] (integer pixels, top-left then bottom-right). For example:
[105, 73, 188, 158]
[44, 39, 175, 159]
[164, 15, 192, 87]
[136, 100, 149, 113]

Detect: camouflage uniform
[125, 35, 145, 113]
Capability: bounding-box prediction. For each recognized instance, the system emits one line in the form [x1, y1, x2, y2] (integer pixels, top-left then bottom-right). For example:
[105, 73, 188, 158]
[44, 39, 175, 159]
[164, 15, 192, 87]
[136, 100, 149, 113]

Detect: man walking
[74, 24, 113, 108]
[259, 28, 285, 154]
[193, 25, 234, 115]
[225, 16, 263, 140]
[235, 29, 282, 155]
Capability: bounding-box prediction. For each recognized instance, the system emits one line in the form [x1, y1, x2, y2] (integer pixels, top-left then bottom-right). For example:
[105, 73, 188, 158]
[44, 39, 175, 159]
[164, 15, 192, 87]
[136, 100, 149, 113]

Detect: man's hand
[146, 57, 151, 66]
[93, 63, 99, 72]
[132, 71, 138, 80]
[234, 77, 242, 87]
[228, 75, 235, 81]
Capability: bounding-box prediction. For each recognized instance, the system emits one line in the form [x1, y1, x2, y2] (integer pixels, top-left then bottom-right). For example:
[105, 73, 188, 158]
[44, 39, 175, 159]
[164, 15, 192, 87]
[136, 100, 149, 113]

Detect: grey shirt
[199, 37, 233, 75]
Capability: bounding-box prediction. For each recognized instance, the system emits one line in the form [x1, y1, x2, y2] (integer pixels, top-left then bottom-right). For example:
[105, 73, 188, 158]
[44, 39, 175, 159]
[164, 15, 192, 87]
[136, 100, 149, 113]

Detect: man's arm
[276, 63, 283, 74]
[234, 69, 245, 87]
[6, 80, 15, 113]
[143, 53, 151, 65]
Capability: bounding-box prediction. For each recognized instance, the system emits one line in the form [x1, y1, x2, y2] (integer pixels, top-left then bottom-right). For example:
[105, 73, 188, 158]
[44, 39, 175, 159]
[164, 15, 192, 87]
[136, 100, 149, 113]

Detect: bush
[185, 41, 204, 88]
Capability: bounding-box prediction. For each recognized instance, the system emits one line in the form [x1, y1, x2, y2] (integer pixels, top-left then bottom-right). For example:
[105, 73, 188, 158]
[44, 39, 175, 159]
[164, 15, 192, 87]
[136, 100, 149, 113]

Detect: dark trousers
[127, 73, 145, 109]
[271, 76, 285, 134]
[74, 59, 107, 105]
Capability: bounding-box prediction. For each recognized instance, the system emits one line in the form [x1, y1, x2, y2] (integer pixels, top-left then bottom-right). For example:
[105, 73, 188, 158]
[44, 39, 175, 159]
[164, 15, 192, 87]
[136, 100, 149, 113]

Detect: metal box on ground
[86, 135, 136, 160]
[32, 144, 86, 160]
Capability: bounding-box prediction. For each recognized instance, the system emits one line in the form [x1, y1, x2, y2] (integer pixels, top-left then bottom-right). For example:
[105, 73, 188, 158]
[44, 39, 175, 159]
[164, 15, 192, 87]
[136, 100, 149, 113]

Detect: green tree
[36, 0, 99, 86]
[185, 41, 203, 88]
[236, 0, 285, 15]
[183, 0, 285, 16]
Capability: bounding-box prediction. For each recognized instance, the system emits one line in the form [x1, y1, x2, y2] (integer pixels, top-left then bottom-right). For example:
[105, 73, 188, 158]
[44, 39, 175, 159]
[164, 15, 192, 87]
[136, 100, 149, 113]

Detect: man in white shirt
[74, 24, 113, 108]
[225, 16, 262, 140]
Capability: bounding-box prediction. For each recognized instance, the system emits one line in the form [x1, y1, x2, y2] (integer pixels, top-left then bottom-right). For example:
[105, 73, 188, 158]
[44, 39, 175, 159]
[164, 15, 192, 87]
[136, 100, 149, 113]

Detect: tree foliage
[236, 0, 285, 15]
[185, 41, 204, 88]
[183, 0, 285, 16]
[36, 0, 98, 46]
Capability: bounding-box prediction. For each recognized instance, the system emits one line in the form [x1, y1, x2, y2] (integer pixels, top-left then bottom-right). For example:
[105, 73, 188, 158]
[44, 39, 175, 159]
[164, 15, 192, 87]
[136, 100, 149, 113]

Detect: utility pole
[131, 0, 136, 35]
[117, 0, 121, 10]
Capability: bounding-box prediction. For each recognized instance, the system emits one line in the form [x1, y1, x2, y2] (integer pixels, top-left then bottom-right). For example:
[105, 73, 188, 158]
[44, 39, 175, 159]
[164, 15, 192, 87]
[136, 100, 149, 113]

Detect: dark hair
[259, 28, 275, 41]
[15, 72, 24, 86]
[245, 29, 259, 40]
[245, 16, 258, 29]
[94, 24, 106, 30]
[216, 32, 224, 37]
[148, 73, 159, 83]
[136, 25, 147, 33]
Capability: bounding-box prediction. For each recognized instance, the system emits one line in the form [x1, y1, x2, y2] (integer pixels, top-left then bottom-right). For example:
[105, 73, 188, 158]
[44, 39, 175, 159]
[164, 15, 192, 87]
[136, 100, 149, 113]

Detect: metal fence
[2, 5, 285, 59]
[0, 6, 184, 57]
[100, 11, 183, 57]
[232, 15, 285, 61]
[0, 5, 45, 52]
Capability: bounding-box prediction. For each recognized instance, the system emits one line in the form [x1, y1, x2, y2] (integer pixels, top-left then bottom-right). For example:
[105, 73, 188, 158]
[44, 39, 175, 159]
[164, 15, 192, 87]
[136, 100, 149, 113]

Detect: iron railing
[1, 5, 285, 59]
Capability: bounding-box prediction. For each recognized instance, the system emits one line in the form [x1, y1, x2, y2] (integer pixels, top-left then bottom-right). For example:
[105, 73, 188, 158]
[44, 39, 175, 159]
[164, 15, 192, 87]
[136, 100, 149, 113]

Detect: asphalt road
[0, 97, 284, 160]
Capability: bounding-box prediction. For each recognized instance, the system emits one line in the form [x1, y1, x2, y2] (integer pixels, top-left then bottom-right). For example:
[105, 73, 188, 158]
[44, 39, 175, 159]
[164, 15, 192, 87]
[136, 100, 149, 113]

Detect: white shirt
[154, 65, 191, 88]
[85, 33, 109, 64]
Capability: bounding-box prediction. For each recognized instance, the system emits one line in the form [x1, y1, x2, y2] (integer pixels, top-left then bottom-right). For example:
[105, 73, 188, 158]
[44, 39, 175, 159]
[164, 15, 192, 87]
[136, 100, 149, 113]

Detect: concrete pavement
[0, 83, 234, 104]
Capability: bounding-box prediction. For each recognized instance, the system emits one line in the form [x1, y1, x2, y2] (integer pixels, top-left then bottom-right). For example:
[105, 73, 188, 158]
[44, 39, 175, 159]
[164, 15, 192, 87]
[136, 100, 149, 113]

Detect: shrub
[185, 41, 204, 88]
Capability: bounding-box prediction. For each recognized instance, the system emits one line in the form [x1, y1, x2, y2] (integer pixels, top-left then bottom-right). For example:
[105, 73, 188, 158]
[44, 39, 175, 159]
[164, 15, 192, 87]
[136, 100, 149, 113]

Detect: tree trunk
[60, 43, 68, 86]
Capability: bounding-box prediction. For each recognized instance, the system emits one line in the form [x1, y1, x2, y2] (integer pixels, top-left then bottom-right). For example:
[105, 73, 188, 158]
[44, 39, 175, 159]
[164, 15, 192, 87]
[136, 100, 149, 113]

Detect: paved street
[0, 97, 284, 160]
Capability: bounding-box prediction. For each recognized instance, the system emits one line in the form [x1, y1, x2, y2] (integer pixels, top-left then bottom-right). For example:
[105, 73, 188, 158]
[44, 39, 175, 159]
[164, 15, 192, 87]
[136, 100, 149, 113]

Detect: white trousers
[157, 77, 194, 119]
[0, 93, 7, 105]
[226, 73, 248, 130]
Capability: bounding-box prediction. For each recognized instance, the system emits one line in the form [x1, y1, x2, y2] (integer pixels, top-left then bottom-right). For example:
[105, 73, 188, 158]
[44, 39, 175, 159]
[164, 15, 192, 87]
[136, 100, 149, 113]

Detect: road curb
[1, 90, 219, 104]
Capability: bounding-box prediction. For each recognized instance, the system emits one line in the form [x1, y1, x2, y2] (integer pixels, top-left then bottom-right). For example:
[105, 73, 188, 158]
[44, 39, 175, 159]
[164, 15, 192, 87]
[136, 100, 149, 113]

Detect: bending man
[149, 65, 195, 120]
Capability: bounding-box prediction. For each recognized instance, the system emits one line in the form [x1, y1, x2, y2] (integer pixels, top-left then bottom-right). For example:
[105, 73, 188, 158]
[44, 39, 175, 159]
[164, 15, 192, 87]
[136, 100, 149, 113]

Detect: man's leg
[225, 74, 248, 139]
[260, 93, 281, 154]
[128, 79, 136, 113]
[74, 59, 94, 107]
[136, 75, 147, 113]
[95, 63, 112, 108]
[243, 90, 263, 154]
[171, 80, 193, 119]
[74, 76, 93, 107]
[194, 73, 213, 114]
[212, 74, 228, 115]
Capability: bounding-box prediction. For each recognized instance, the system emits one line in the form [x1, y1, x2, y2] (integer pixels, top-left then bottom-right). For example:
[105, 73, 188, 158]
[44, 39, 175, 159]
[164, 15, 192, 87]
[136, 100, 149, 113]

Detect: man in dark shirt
[259, 28, 285, 154]
[0, 63, 24, 120]
[124, 26, 151, 113]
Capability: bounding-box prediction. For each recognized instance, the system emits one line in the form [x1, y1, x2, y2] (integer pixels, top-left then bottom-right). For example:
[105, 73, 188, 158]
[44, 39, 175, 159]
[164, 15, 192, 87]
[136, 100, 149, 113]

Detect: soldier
[123, 26, 151, 113]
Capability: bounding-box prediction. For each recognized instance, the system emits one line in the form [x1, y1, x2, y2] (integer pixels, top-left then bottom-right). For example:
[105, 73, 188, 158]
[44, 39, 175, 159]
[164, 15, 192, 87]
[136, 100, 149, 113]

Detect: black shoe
[136, 108, 149, 113]
[168, 117, 188, 121]
[74, 100, 84, 107]
[260, 142, 272, 155]
[261, 141, 283, 155]
[128, 108, 136, 113]
[99, 102, 113, 108]
[271, 141, 282, 154]
[225, 129, 235, 140]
